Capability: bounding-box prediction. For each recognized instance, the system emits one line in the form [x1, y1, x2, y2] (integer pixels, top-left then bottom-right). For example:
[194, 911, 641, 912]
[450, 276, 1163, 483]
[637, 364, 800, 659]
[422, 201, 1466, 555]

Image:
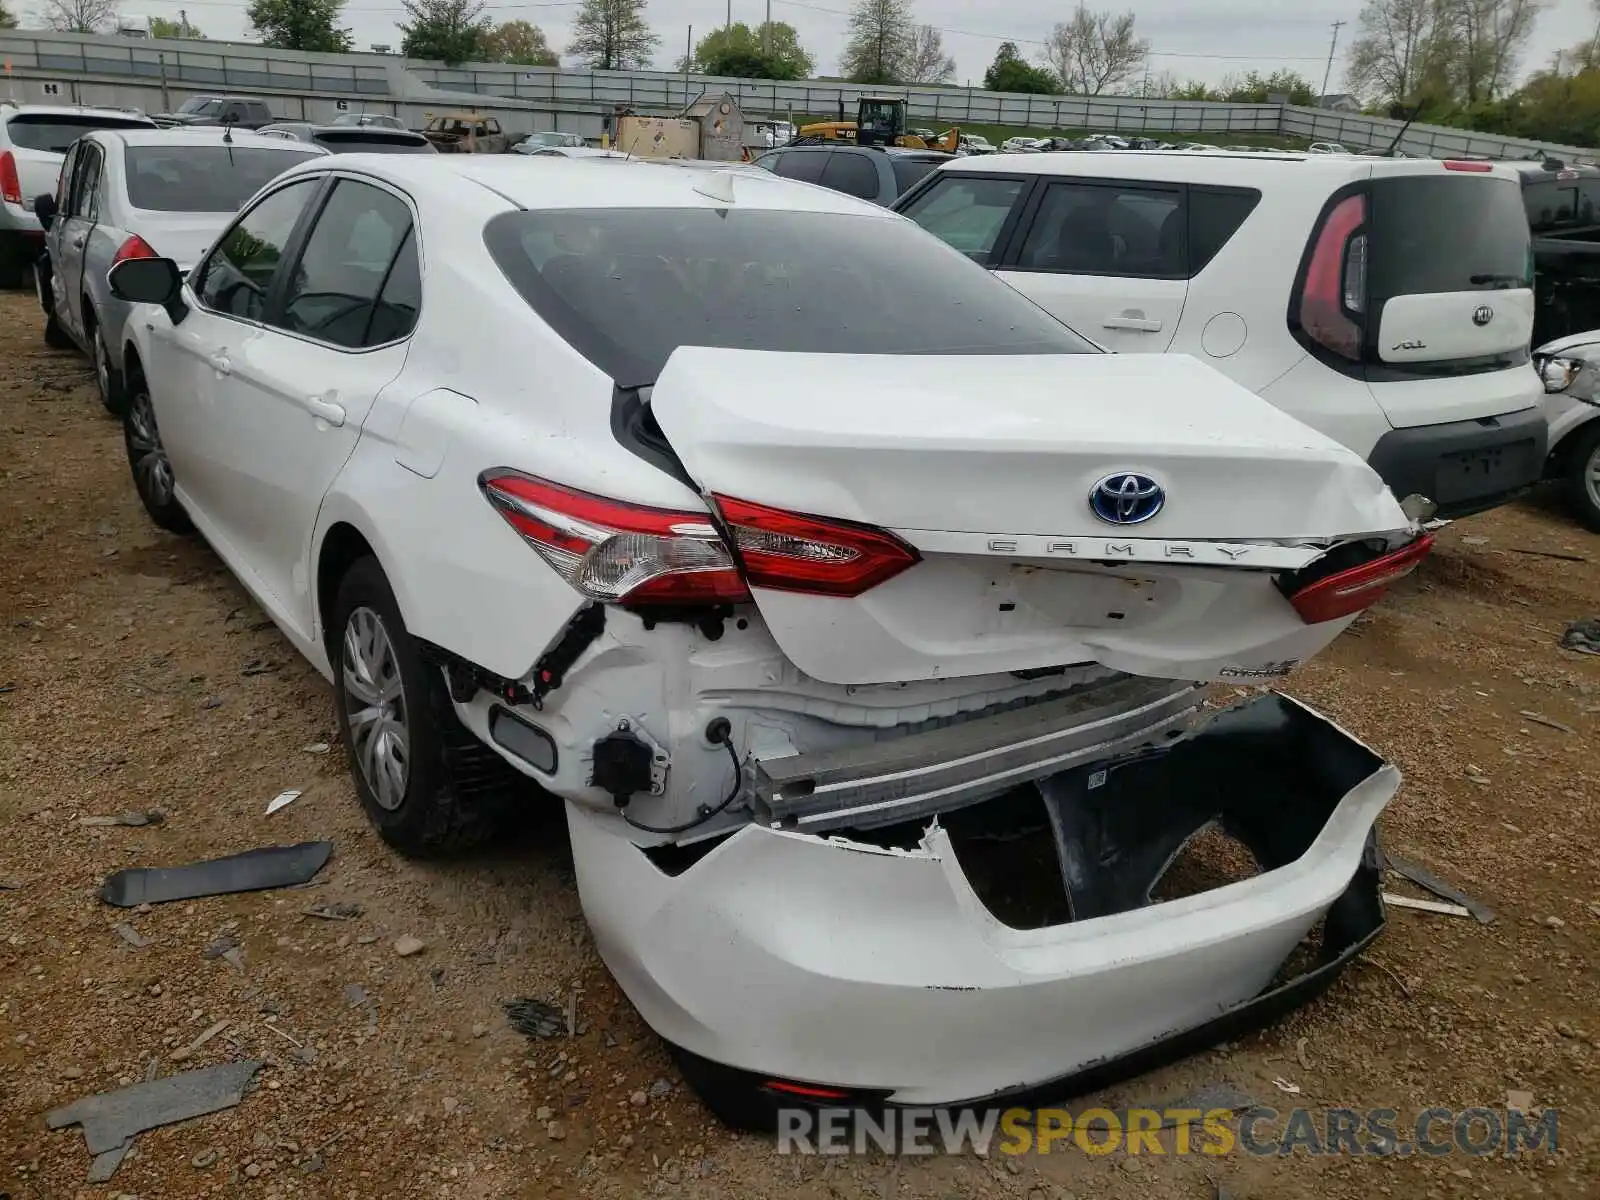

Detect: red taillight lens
[713, 495, 920, 598]
[0, 152, 22, 206]
[1297, 193, 1366, 360]
[1287, 535, 1433, 624]
[1442, 159, 1493, 172]
[481, 471, 750, 605]
[112, 234, 159, 265]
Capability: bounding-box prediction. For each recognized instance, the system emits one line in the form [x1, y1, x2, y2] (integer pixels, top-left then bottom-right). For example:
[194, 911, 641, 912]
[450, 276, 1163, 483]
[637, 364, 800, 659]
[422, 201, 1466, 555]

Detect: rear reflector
[714, 495, 920, 598]
[763, 1080, 852, 1100]
[111, 234, 159, 265]
[1287, 535, 1434, 624]
[0, 152, 22, 206]
[1442, 160, 1493, 172]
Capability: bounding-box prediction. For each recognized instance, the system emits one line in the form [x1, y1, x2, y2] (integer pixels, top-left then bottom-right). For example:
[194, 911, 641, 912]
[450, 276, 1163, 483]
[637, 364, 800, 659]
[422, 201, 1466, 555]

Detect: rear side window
[4, 114, 150, 153]
[770, 151, 826, 185]
[125, 146, 321, 211]
[898, 174, 1027, 263]
[1187, 187, 1260, 275]
[1014, 181, 1184, 277]
[1368, 175, 1531, 299]
[484, 207, 1098, 387]
[890, 156, 942, 196]
[820, 152, 880, 201]
[1524, 180, 1580, 233]
[277, 179, 415, 348]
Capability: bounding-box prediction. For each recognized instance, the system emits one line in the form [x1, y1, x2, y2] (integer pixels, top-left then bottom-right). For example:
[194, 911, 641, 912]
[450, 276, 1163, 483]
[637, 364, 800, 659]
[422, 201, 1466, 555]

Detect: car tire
[330, 556, 519, 856]
[1561, 422, 1600, 533]
[123, 374, 194, 534]
[91, 320, 128, 415]
[43, 312, 74, 349]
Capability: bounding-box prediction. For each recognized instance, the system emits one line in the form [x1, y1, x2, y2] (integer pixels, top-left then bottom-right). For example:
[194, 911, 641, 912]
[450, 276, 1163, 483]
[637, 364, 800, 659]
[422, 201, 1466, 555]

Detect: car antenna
[1385, 102, 1421, 157]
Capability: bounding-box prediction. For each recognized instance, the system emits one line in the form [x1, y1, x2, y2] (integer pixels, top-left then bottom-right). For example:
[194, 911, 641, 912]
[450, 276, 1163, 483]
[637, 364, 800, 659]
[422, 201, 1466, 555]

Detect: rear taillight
[0, 152, 22, 206]
[713, 495, 920, 598]
[481, 472, 749, 605]
[1442, 159, 1493, 172]
[1297, 194, 1366, 360]
[1286, 535, 1433, 624]
[112, 234, 159, 265]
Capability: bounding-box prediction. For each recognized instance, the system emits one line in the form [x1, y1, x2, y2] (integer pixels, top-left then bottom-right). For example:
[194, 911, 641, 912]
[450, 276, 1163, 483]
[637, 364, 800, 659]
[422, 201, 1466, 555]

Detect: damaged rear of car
[413, 189, 1423, 1123]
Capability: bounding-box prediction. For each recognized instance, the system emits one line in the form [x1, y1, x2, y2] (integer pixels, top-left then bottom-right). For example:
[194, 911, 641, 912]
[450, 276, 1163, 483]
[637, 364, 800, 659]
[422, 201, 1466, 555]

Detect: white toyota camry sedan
[109, 152, 1427, 1127]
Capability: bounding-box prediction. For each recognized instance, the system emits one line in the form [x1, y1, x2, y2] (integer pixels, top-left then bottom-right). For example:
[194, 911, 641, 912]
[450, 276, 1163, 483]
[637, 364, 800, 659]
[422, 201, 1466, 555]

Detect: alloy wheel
[1586, 442, 1600, 512]
[94, 327, 111, 402]
[126, 388, 174, 509]
[342, 607, 410, 811]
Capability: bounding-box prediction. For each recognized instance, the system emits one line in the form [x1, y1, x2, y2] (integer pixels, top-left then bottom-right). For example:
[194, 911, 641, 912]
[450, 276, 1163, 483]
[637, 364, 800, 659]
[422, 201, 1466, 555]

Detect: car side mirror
[33, 193, 57, 230]
[109, 257, 188, 324]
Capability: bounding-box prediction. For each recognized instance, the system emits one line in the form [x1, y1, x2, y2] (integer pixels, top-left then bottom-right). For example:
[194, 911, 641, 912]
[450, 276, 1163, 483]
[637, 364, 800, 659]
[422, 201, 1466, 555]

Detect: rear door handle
[208, 352, 231, 376]
[308, 396, 346, 427]
[1102, 314, 1163, 332]
[69, 234, 86, 248]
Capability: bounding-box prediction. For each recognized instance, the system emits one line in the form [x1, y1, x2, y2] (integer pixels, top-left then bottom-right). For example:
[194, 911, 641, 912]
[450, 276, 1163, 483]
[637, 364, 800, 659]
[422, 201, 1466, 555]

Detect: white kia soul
[897, 151, 1547, 519]
[108, 154, 1424, 1129]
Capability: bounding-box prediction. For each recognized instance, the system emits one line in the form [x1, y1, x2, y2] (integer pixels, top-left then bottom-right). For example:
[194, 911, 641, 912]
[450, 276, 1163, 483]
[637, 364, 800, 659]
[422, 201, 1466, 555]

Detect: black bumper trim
[1366, 407, 1547, 519]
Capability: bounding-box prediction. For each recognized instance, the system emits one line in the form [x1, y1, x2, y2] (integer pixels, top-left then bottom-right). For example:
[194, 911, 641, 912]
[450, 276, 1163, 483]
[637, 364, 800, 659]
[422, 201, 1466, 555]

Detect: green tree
[682, 21, 814, 80]
[1223, 69, 1317, 105]
[983, 41, 1059, 94]
[0, 0, 19, 29]
[399, 0, 490, 64]
[566, 0, 659, 71]
[150, 15, 205, 38]
[483, 19, 559, 66]
[841, 0, 914, 84]
[247, 0, 353, 53]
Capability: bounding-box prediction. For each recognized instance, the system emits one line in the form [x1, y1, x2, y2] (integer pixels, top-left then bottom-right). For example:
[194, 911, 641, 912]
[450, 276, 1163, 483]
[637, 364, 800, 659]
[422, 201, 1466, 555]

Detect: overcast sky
[30, 0, 1600, 91]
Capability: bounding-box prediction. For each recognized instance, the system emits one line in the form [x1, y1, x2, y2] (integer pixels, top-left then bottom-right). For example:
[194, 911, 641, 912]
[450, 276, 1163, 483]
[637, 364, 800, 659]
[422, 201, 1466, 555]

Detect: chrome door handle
[1102, 314, 1162, 332]
[208, 352, 231, 376]
[308, 396, 346, 427]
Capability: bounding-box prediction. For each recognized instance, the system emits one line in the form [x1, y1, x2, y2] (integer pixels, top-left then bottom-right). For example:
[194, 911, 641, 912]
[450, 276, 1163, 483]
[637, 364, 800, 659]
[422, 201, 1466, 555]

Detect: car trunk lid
[648, 347, 1412, 686]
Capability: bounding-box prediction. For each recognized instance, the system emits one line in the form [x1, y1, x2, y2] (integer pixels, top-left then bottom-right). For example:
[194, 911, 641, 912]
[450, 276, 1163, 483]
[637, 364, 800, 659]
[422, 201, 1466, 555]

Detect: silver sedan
[34, 127, 325, 414]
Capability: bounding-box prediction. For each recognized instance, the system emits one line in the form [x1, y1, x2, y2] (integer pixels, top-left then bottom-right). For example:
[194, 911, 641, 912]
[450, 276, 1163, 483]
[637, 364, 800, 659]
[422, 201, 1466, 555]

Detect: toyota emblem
[1472, 304, 1494, 326]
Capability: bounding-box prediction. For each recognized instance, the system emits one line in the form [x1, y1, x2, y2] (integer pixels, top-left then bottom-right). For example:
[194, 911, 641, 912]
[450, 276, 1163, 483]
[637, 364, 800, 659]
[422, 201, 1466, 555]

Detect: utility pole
[179, 9, 189, 36]
[685, 25, 692, 103]
[726, 0, 731, 30]
[764, 0, 771, 55]
[1319, 20, 1345, 103]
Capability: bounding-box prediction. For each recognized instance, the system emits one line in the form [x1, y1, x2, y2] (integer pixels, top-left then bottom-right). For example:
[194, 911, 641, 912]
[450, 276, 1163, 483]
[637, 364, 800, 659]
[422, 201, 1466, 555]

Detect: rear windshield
[4, 114, 151, 153]
[484, 207, 1097, 387]
[1368, 175, 1531, 299]
[890, 156, 943, 195]
[178, 97, 223, 116]
[124, 146, 321, 211]
[312, 130, 433, 154]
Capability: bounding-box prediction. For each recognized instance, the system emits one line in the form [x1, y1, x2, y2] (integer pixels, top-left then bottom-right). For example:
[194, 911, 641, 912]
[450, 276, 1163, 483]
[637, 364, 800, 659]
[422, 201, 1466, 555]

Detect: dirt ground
[1, 288, 1597, 1200]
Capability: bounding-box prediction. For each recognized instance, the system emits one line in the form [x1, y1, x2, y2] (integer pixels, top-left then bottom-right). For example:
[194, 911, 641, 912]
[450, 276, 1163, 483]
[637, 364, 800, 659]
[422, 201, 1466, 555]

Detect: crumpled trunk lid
[649, 347, 1412, 686]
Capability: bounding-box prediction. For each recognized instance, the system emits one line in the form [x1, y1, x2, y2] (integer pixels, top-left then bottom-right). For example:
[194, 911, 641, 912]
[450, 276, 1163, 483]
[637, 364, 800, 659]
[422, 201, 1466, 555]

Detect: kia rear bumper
[1367, 406, 1547, 518]
[568, 693, 1399, 1114]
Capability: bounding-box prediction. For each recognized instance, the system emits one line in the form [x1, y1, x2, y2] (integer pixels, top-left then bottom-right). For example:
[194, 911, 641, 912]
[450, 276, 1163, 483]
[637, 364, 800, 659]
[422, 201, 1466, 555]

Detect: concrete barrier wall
[2, 29, 1591, 158]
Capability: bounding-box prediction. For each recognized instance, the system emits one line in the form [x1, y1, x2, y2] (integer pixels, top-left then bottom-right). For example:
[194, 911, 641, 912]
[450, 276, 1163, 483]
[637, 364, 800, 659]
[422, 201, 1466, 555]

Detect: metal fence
[2, 29, 1592, 160]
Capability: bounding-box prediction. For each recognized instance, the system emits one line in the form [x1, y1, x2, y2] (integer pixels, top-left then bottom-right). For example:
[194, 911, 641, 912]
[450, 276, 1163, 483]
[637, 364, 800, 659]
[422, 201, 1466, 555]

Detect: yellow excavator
[794, 97, 959, 153]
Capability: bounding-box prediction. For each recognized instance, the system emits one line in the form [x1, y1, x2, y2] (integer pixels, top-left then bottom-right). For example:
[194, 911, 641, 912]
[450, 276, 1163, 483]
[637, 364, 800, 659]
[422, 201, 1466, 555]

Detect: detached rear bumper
[569, 693, 1399, 1110]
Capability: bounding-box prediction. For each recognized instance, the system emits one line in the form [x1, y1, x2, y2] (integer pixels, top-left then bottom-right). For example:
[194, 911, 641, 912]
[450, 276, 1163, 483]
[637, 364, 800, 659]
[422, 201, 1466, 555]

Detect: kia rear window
[4, 115, 151, 153]
[485, 207, 1098, 387]
[1367, 176, 1531, 299]
[125, 146, 321, 211]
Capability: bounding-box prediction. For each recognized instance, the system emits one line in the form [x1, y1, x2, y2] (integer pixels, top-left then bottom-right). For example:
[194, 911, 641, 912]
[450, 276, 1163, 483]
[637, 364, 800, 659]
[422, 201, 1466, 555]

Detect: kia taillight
[713, 495, 920, 598]
[1285, 535, 1433, 624]
[1296, 193, 1366, 360]
[111, 234, 159, 265]
[0, 152, 21, 206]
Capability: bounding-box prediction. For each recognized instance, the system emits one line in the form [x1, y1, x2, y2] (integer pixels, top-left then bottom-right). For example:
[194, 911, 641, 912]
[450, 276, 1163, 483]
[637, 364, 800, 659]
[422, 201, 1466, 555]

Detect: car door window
[194, 178, 320, 322]
[819, 152, 881, 201]
[1014, 181, 1184, 277]
[898, 174, 1027, 263]
[275, 179, 414, 349]
[753, 151, 782, 172]
[365, 227, 421, 345]
[69, 144, 103, 219]
[770, 150, 827, 185]
[55, 142, 79, 209]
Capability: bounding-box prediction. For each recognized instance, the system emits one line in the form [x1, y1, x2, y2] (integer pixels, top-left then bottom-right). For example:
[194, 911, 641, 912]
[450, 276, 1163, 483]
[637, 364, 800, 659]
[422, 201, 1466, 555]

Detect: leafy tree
[483, 20, 559, 66]
[247, 0, 354, 53]
[0, 0, 20, 28]
[149, 15, 204, 38]
[983, 42, 1059, 94]
[683, 21, 814, 80]
[1044, 4, 1149, 95]
[1223, 69, 1317, 105]
[567, 0, 659, 71]
[399, 0, 491, 64]
[903, 24, 954, 84]
[840, 0, 914, 85]
[40, 0, 116, 32]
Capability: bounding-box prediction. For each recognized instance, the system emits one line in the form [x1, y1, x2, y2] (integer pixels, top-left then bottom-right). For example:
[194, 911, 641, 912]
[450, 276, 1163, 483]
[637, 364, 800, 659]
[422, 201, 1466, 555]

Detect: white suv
[897, 151, 1547, 519]
[107, 153, 1421, 1126]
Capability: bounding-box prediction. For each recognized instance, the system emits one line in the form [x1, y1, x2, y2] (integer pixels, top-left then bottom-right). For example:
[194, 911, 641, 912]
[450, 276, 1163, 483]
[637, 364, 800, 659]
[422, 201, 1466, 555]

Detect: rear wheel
[330, 556, 519, 856]
[123, 375, 193, 534]
[43, 312, 73, 349]
[1561, 422, 1600, 533]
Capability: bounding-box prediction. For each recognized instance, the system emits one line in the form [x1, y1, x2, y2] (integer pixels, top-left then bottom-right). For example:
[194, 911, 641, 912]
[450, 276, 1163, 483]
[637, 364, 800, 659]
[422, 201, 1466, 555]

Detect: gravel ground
[2, 290, 1597, 1200]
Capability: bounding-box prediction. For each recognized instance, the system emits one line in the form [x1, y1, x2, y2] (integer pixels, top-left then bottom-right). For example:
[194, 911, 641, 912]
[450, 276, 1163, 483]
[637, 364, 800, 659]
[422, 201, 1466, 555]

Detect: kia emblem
[1472, 305, 1494, 326]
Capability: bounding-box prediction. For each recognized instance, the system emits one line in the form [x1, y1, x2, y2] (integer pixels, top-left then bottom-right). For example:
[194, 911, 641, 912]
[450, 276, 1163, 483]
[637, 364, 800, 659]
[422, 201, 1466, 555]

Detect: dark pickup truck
[1514, 159, 1600, 346]
[151, 95, 277, 130]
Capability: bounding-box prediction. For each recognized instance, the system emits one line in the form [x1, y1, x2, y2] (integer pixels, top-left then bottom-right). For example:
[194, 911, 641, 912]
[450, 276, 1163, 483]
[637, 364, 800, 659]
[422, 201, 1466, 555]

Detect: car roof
[94, 127, 330, 152]
[938, 148, 1521, 185]
[275, 153, 891, 216]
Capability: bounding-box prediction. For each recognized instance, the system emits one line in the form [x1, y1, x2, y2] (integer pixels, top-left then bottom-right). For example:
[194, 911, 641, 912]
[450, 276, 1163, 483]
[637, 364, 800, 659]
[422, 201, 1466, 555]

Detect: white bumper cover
[568, 693, 1400, 1106]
